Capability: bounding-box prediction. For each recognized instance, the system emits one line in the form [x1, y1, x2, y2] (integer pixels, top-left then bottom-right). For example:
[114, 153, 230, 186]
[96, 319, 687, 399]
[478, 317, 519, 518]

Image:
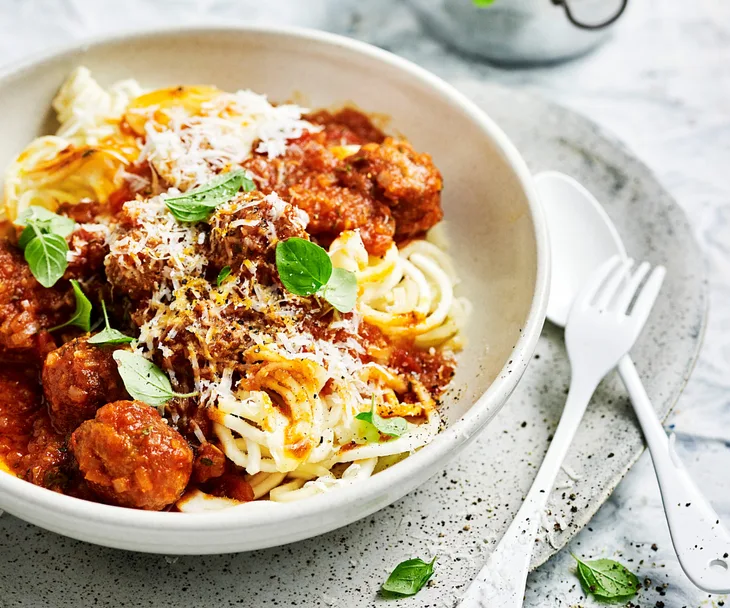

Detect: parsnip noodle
[0, 67, 471, 512]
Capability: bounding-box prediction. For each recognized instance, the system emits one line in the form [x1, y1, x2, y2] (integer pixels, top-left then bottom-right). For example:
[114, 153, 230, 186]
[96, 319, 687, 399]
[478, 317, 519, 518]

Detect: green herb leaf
[24, 232, 69, 287]
[216, 266, 232, 287]
[318, 267, 357, 313]
[572, 554, 641, 602]
[356, 398, 408, 438]
[16, 206, 75, 240]
[472, 0, 496, 6]
[16, 207, 75, 286]
[88, 326, 133, 345]
[49, 280, 92, 332]
[275, 237, 333, 296]
[88, 300, 133, 345]
[381, 557, 436, 597]
[113, 351, 196, 407]
[18, 226, 37, 250]
[164, 169, 254, 222]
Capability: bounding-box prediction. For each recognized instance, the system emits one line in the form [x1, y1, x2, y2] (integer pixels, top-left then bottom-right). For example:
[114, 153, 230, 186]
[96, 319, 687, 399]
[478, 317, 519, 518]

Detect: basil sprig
[572, 554, 641, 603]
[165, 169, 255, 222]
[15, 206, 74, 287]
[356, 397, 408, 438]
[88, 300, 134, 346]
[49, 280, 92, 332]
[275, 237, 358, 313]
[216, 266, 232, 287]
[381, 557, 436, 597]
[113, 351, 197, 407]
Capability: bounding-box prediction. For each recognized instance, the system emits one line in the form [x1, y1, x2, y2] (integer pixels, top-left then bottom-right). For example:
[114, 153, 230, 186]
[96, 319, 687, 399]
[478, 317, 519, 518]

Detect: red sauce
[0, 107, 453, 509]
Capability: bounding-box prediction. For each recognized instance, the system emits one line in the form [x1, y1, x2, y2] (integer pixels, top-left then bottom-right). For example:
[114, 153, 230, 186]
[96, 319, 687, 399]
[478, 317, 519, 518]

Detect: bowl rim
[0, 24, 550, 533]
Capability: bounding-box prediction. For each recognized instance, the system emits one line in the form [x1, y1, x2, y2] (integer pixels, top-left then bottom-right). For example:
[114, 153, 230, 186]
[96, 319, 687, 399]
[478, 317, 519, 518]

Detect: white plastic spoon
[536, 170, 730, 594]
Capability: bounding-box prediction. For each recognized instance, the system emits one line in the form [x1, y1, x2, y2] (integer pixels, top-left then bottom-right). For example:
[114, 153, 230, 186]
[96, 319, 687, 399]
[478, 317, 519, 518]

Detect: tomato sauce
[0, 107, 453, 510]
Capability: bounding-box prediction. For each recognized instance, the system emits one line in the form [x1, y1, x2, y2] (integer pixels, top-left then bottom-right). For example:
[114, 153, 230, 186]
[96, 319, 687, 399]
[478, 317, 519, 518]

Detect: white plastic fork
[460, 255, 672, 607]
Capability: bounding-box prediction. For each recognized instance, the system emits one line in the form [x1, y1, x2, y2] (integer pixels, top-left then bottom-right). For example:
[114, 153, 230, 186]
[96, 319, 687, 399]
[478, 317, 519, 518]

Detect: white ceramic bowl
[0, 26, 549, 554]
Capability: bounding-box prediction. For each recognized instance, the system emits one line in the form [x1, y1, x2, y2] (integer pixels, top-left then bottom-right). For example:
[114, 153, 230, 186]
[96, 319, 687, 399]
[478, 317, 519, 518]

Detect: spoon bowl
[535, 170, 627, 327]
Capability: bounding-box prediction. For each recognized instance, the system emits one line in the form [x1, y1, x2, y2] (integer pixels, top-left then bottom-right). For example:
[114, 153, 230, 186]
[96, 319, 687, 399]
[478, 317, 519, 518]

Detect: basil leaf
[572, 554, 640, 602]
[88, 300, 133, 345]
[113, 351, 196, 407]
[275, 237, 332, 296]
[16, 206, 75, 238]
[18, 226, 37, 250]
[356, 399, 408, 438]
[319, 267, 357, 313]
[24, 232, 69, 288]
[49, 280, 92, 332]
[89, 327, 134, 345]
[164, 169, 254, 222]
[472, 0, 495, 5]
[16, 207, 75, 285]
[216, 266, 232, 287]
[381, 557, 436, 597]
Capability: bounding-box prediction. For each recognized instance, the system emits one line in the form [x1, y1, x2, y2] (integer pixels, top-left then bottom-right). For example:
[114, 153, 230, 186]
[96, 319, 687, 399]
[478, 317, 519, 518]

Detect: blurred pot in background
[407, 0, 628, 65]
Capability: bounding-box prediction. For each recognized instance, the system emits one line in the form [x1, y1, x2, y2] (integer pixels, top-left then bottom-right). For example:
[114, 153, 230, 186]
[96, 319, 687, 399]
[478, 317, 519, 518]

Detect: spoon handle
[618, 355, 730, 593]
[458, 372, 600, 607]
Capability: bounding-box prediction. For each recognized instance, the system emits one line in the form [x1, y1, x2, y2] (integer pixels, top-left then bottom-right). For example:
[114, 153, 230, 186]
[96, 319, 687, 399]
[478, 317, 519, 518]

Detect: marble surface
[1, 1, 729, 607]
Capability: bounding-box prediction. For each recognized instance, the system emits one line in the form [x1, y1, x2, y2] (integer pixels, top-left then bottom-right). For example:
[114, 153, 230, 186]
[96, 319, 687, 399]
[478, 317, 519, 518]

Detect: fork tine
[574, 255, 623, 308]
[596, 258, 634, 309]
[614, 261, 651, 314]
[628, 265, 667, 328]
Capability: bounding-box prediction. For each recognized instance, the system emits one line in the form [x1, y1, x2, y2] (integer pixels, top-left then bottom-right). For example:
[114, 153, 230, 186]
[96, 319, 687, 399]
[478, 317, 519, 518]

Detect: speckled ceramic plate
[0, 82, 706, 607]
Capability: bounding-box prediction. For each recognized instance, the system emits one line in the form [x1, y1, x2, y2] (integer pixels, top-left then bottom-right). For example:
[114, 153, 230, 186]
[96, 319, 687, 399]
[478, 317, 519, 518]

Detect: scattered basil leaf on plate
[356, 397, 408, 438]
[88, 299, 134, 345]
[276, 237, 333, 295]
[216, 265, 232, 287]
[472, 0, 496, 6]
[113, 351, 197, 407]
[572, 554, 641, 603]
[165, 169, 254, 222]
[381, 557, 436, 597]
[319, 266, 358, 313]
[49, 280, 92, 332]
[275, 237, 358, 312]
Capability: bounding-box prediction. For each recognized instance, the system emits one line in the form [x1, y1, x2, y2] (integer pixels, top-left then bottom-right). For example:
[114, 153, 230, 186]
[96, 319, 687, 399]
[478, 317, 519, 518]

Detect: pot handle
[552, 0, 628, 30]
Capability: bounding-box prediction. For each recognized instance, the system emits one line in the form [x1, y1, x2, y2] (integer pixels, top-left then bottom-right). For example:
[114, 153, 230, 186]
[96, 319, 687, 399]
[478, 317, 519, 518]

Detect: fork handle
[458, 373, 600, 607]
[618, 355, 730, 593]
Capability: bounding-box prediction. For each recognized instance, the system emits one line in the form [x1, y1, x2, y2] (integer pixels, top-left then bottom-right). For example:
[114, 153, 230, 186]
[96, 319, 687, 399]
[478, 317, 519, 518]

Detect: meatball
[0, 366, 43, 436]
[42, 336, 128, 433]
[339, 138, 443, 239]
[242, 136, 397, 256]
[71, 401, 193, 510]
[104, 200, 172, 300]
[208, 192, 309, 284]
[0, 240, 72, 362]
[288, 183, 395, 255]
[21, 415, 71, 492]
[243, 135, 340, 193]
